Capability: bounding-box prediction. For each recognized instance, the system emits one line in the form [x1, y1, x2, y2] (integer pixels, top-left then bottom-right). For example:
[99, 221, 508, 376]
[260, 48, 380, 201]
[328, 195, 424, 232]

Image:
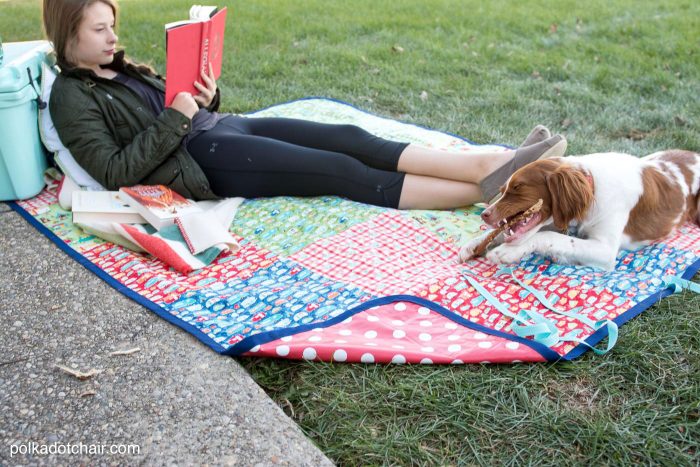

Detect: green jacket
[50, 51, 219, 200]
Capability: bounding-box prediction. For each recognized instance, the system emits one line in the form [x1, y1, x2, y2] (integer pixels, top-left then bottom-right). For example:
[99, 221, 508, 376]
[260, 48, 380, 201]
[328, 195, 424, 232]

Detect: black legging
[186, 115, 409, 208]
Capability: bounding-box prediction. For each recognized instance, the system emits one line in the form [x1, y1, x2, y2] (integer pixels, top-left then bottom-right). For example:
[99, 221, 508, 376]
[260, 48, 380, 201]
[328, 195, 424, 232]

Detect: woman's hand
[170, 92, 199, 119]
[193, 63, 217, 108]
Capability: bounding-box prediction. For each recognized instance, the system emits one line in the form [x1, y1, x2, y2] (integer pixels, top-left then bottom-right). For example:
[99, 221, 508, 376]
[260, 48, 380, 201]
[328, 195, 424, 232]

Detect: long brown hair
[42, 0, 157, 77]
[42, 0, 119, 70]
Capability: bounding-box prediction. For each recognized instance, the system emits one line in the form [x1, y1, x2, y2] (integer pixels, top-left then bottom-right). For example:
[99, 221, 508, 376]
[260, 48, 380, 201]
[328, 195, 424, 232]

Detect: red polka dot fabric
[245, 301, 545, 364]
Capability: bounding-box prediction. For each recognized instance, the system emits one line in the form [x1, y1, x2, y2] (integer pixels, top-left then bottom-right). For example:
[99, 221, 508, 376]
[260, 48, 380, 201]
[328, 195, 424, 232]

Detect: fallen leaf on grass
[614, 127, 662, 141]
[561, 118, 573, 129]
[674, 116, 688, 127]
[391, 45, 404, 53]
[55, 364, 102, 381]
[109, 347, 141, 356]
[420, 91, 429, 101]
[282, 398, 295, 417]
[550, 23, 558, 33]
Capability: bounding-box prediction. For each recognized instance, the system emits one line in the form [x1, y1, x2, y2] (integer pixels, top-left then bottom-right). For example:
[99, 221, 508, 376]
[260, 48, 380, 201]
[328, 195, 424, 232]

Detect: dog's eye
[512, 184, 521, 191]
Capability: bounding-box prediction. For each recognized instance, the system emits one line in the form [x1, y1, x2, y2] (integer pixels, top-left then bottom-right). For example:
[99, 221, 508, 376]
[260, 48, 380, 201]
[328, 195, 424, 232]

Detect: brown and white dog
[459, 150, 700, 270]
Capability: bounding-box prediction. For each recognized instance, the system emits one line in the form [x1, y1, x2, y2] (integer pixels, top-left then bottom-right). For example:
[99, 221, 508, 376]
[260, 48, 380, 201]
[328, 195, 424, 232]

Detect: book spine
[198, 20, 211, 81]
[175, 217, 197, 254]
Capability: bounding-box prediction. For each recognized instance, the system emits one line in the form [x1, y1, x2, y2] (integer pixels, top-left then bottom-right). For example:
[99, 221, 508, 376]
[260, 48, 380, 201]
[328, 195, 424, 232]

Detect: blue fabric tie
[663, 275, 700, 294]
[462, 266, 620, 354]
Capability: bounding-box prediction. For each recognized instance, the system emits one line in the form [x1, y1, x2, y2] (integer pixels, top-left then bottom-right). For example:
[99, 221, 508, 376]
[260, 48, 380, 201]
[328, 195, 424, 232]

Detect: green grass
[3, 0, 699, 464]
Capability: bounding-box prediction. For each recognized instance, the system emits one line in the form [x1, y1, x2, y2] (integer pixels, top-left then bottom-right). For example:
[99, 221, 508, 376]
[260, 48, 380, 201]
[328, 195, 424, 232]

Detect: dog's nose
[481, 209, 492, 222]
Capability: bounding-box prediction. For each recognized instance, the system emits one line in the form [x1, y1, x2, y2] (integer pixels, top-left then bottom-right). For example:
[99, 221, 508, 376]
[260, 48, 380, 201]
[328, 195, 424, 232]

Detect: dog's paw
[486, 244, 526, 265]
[458, 237, 483, 262]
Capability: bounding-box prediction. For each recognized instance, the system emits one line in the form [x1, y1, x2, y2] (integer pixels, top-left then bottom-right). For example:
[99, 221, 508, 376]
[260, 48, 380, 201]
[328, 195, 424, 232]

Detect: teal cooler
[0, 40, 52, 200]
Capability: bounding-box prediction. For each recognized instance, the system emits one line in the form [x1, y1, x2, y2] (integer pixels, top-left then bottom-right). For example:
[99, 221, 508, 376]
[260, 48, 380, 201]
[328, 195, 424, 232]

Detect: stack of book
[71, 183, 243, 272]
[71, 184, 202, 229]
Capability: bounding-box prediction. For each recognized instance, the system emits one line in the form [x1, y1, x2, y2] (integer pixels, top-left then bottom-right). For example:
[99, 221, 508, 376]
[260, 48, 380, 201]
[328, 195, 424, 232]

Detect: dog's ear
[546, 166, 594, 231]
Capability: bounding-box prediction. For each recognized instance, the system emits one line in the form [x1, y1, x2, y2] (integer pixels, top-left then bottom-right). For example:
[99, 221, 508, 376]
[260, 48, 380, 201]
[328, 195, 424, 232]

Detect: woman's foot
[520, 125, 551, 147]
[480, 134, 567, 203]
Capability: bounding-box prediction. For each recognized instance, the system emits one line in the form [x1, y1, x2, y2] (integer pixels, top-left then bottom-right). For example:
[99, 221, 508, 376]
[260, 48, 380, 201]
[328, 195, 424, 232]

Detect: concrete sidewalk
[0, 203, 333, 466]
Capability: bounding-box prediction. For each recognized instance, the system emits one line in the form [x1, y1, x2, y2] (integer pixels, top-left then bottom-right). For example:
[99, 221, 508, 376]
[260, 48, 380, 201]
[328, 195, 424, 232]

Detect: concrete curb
[0, 207, 333, 466]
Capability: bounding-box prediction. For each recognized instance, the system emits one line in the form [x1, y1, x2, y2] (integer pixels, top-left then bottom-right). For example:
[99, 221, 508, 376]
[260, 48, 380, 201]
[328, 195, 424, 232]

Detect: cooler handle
[26, 67, 47, 110]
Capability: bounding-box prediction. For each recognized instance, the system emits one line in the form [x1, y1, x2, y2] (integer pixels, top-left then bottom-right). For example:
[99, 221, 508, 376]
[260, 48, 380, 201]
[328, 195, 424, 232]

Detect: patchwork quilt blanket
[11, 98, 700, 364]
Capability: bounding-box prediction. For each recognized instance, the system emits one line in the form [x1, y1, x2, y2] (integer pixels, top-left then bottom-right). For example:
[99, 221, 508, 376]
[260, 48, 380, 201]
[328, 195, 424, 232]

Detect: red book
[164, 5, 228, 107]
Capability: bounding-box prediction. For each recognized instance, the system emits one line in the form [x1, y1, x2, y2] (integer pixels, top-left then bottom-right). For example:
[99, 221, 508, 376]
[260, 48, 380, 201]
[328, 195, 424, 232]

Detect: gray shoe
[520, 125, 551, 147]
[480, 134, 567, 203]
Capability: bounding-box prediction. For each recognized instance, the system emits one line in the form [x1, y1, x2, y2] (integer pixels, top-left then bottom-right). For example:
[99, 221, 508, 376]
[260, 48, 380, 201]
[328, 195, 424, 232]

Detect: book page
[165, 19, 196, 30]
[167, 5, 217, 28]
[189, 5, 218, 20]
[72, 191, 134, 213]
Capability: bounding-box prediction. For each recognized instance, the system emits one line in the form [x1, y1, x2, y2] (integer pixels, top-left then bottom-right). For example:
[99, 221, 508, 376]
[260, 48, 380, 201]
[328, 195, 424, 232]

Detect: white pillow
[39, 61, 104, 192]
